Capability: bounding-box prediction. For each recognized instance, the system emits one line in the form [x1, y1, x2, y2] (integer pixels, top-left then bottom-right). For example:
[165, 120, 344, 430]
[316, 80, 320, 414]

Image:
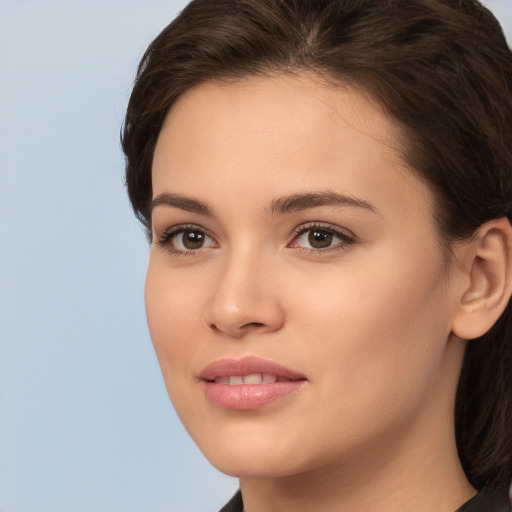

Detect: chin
[184, 419, 306, 478]
[204, 448, 303, 479]
[190, 419, 342, 480]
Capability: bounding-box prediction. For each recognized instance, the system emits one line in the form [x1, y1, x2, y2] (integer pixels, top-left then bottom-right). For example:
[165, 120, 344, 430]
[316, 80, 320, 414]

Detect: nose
[205, 251, 285, 338]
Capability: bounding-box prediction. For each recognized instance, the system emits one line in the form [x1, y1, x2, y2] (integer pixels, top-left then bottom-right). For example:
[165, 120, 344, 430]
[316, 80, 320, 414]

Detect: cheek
[291, 252, 452, 414]
[144, 259, 205, 380]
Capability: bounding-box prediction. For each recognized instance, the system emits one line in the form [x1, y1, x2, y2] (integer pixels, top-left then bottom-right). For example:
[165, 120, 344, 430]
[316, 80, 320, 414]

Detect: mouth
[199, 356, 307, 410]
[212, 374, 295, 385]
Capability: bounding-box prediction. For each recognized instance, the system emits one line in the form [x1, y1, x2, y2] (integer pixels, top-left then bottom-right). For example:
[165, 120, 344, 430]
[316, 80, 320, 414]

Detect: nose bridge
[206, 243, 283, 337]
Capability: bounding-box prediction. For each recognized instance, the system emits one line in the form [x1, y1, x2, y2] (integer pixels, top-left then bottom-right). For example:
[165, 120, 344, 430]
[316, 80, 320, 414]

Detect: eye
[289, 223, 355, 252]
[156, 225, 217, 254]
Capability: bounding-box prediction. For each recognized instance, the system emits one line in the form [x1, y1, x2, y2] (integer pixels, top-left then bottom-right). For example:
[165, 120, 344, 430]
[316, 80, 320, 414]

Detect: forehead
[152, 74, 435, 227]
[158, 74, 404, 163]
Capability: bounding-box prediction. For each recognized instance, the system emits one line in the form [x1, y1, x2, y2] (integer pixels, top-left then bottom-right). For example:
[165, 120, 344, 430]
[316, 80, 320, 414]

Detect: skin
[146, 75, 476, 512]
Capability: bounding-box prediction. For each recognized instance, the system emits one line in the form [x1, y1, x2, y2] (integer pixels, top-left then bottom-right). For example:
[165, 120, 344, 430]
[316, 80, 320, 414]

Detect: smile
[213, 374, 293, 385]
[200, 357, 307, 410]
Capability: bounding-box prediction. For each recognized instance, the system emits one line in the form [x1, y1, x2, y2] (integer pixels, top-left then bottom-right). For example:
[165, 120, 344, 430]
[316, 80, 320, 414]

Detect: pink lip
[199, 356, 307, 410]
[199, 356, 306, 381]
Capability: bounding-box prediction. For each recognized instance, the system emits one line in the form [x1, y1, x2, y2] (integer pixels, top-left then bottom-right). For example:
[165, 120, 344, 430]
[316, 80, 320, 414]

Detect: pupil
[308, 230, 332, 249]
[183, 230, 205, 249]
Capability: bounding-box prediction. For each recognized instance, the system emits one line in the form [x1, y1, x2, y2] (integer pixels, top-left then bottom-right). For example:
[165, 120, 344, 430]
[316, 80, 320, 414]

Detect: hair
[122, 0, 512, 491]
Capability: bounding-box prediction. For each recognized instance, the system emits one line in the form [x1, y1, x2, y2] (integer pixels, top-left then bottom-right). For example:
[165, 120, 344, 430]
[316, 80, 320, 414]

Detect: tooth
[215, 376, 229, 384]
[229, 376, 244, 385]
[262, 374, 277, 383]
[243, 373, 262, 384]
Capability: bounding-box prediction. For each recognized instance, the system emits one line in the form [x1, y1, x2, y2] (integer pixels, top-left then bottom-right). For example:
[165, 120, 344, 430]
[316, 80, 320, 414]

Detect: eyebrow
[268, 191, 377, 215]
[150, 190, 377, 218]
[151, 193, 213, 216]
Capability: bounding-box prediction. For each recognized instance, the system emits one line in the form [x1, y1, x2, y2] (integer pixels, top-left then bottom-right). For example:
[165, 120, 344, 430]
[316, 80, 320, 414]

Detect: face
[147, 75, 464, 479]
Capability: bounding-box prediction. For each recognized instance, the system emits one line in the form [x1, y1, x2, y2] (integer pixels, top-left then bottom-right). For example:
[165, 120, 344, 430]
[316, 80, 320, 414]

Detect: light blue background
[1, 1, 511, 511]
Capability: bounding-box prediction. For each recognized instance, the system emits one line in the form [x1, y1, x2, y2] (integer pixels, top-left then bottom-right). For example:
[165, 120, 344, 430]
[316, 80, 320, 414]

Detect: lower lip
[203, 381, 306, 410]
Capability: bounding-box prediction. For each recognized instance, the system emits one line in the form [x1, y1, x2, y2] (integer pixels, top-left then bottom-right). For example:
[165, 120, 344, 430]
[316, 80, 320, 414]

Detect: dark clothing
[219, 488, 511, 512]
[457, 488, 511, 512]
[219, 491, 243, 512]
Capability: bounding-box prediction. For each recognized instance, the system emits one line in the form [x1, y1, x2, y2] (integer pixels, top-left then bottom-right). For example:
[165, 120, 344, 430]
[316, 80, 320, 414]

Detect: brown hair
[122, 0, 512, 490]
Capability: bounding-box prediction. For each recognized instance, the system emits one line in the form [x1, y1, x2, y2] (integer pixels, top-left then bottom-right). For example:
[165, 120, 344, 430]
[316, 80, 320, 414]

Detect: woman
[122, 1, 512, 510]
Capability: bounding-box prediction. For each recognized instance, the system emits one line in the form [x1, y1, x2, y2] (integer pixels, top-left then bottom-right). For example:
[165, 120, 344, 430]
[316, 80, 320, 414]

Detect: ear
[452, 218, 512, 340]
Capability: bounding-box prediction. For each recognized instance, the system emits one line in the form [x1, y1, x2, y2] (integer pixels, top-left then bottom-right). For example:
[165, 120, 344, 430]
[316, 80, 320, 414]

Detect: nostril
[209, 321, 265, 333]
[241, 322, 265, 330]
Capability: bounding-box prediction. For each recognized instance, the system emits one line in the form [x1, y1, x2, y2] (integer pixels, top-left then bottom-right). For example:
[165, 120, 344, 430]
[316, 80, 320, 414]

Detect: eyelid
[154, 221, 356, 256]
[288, 222, 357, 251]
[155, 223, 218, 255]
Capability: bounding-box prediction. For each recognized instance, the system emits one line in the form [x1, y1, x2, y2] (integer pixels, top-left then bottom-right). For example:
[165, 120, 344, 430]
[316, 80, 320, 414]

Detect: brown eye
[157, 226, 217, 254]
[181, 230, 206, 249]
[308, 230, 333, 249]
[289, 224, 355, 252]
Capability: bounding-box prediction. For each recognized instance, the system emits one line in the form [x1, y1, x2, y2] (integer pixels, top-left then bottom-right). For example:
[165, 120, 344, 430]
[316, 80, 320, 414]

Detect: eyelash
[289, 222, 356, 254]
[155, 222, 356, 256]
[156, 224, 217, 257]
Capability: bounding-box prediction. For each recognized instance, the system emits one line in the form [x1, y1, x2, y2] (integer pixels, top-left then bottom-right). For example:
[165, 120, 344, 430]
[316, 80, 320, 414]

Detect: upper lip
[199, 356, 306, 381]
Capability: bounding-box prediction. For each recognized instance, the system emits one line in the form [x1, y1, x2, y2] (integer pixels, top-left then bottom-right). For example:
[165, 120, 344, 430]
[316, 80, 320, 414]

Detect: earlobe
[452, 218, 512, 340]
